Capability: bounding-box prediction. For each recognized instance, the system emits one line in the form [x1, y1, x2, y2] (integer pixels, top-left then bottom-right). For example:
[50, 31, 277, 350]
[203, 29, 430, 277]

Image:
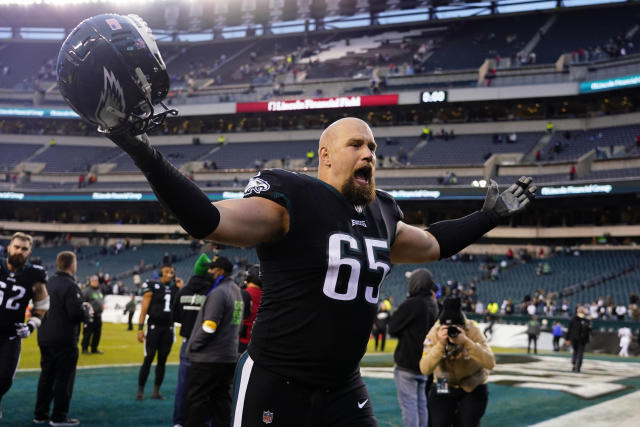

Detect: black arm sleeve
[427, 210, 499, 259]
[108, 133, 220, 239]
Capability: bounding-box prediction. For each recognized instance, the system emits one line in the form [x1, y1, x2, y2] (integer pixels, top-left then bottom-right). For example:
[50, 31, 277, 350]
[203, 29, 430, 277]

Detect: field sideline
[9, 323, 640, 427]
[17, 322, 550, 370]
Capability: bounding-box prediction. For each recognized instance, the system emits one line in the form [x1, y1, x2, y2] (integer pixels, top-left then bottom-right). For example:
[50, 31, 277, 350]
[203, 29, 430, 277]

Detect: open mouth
[354, 166, 372, 186]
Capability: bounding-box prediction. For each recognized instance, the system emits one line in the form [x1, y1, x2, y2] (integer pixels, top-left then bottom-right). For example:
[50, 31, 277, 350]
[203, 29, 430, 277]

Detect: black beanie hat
[245, 264, 262, 287]
[408, 268, 437, 296]
[439, 297, 465, 326]
[206, 256, 234, 275]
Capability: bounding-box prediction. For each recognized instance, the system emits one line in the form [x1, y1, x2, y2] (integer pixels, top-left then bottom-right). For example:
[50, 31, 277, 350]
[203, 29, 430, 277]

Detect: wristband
[138, 323, 144, 331]
[428, 210, 498, 259]
[27, 317, 42, 332]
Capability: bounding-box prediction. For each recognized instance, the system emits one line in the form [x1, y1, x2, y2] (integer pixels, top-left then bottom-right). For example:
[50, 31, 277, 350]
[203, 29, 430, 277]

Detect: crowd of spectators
[569, 32, 635, 64]
[439, 246, 640, 325]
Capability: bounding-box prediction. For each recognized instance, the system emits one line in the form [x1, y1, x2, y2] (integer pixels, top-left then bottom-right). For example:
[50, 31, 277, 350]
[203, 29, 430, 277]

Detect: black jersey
[0, 258, 47, 337]
[141, 279, 177, 327]
[244, 169, 403, 387]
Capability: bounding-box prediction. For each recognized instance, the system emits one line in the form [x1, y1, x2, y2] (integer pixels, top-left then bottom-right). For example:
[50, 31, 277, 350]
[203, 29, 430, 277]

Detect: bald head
[319, 117, 371, 152]
[317, 117, 377, 205]
[90, 275, 99, 288]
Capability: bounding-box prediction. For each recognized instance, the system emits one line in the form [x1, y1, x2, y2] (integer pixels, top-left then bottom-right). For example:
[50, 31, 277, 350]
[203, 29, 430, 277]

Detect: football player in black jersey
[0, 232, 49, 421]
[135, 264, 180, 401]
[106, 117, 536, 426]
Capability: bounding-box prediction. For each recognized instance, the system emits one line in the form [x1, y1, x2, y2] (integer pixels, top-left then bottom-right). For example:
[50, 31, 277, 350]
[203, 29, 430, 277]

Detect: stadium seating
[534, 4, 640, 64]
[409, 132, 541, 166]
[111, 144, 214, 172]
[0, 143, 41, 169]
[4, 238, 635, 318]
[582, 167, 640, 180]
[543, 124, 640, 162]
[2, 124, 637, 190]
[30, 145, 118, 172]
[199, 140, 317, 170]
[0, 41, 57, 89]
[427, 13, 547, 71]
[1, 2, 637, 93]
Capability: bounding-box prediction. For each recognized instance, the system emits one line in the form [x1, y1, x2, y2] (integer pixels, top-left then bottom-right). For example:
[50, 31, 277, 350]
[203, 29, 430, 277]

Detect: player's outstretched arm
[391, 176, 536, 263]
[107, 132, 287, 246]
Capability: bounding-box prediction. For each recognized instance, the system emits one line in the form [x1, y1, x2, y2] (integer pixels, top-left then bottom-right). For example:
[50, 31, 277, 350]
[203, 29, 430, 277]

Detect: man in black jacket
[33, 251, 91, 426]
[388, 268, 439, 427]
[567, 306, 591, 373]
[171, 253, 216, 427]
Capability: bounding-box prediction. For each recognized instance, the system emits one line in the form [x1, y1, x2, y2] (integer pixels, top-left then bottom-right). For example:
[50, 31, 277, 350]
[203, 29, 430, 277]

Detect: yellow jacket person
[419, 297, 495, 427]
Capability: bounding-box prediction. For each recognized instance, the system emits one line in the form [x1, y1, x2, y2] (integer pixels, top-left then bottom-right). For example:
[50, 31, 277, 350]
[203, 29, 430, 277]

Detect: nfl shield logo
[105, 18, 122, 31]
[262, 410, 274, 424]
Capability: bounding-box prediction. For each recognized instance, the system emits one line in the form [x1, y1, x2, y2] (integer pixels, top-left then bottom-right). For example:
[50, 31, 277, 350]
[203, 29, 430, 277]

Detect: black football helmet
[57, 13, 176, 135]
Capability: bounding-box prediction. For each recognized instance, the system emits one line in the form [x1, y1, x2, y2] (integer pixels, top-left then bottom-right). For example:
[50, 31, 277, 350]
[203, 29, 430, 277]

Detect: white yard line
[531, 390, 640, 427]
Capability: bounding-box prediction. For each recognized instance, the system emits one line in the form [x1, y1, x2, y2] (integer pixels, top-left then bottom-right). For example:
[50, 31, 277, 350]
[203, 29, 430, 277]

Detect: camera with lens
[447, 326, 460, 338]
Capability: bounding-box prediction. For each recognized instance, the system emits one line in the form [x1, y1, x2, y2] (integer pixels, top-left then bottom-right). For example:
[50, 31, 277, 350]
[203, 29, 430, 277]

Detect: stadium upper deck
[0, 2, 637, 95]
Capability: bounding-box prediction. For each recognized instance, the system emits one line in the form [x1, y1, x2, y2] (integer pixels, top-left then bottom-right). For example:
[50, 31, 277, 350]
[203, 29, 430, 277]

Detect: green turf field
[6, 323, 639, 426]
[18, 322, 182, 370]
[18, 323, 398, 370]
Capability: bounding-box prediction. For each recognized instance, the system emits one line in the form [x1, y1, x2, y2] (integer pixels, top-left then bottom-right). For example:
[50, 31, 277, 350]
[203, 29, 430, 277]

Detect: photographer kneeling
[419, 297, 495, 427]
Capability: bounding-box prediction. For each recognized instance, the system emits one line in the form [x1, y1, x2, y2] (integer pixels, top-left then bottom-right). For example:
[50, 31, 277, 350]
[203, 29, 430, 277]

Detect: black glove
[482, 176, 536, 219]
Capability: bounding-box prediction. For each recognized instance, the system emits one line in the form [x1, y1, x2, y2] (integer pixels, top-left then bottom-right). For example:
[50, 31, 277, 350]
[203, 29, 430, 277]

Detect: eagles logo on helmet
[57, 13, 177, 135]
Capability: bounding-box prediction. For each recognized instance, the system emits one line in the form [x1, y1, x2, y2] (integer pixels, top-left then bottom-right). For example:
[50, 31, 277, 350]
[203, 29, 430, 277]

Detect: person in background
[136, 264, 180, 400]
[33, 251, 92, 426]
[527, 315, 541, 354]
[372, 299, 391, 352]
[552, 321, 563, 352]
[171, 253, 217, 427]
[238, 264, 263, 354]
[617, 326, 631, 357]
[123, 296, 137, 331]
[567, 306, 591, 372]
[483, 301, 499, 338]
[0, 232, 48, 423]
[184, 256, 243, 427]
[388, 269, 439, 427]
[420, 297, 495, 427]
[81, 275, 104, 355]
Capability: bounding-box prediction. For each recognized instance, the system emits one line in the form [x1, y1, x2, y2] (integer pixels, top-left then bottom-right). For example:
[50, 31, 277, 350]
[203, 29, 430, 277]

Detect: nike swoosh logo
[357, 399, 368, 409]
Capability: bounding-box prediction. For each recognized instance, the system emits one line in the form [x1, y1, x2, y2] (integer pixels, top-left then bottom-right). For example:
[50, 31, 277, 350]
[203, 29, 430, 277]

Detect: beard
[8, 253, 27, 270]
[342, 175, 376, 206]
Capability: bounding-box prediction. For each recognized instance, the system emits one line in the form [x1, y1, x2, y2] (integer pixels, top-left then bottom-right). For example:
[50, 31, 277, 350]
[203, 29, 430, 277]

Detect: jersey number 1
[163, 293, 171, 312]
[323, 233, 390, 304]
